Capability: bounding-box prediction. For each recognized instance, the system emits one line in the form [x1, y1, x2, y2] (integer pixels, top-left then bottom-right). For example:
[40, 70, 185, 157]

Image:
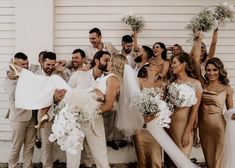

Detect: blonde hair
[111, 54, 128, 82]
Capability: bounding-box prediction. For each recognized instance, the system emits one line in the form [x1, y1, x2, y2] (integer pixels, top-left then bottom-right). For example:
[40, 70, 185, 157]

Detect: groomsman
[35, 51, 64, 168]
[5, 52, 36, 168]
[84, 27, 118, 62]
[54, 51, 113, 168]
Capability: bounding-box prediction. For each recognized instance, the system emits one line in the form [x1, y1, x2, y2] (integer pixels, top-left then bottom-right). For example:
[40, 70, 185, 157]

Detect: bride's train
[147, 119, 199, 168]
[220, 108, 235, 168]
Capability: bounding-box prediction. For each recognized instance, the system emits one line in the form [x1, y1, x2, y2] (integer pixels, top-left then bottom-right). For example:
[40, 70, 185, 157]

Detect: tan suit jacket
[84, 42, 118, 61]
[4, 78, 32, 122]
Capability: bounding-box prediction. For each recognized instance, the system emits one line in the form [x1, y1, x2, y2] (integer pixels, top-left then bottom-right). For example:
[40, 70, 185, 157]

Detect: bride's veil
[116, 64, 144, 138]
[116, 64, 198, 168]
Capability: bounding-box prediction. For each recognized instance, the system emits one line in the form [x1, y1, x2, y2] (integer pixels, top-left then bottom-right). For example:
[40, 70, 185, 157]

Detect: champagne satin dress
[199, 89, 227, 168]
[168, 82, 202, 158]
[133, 129, 162, 168]
[133, 88, 164, 168]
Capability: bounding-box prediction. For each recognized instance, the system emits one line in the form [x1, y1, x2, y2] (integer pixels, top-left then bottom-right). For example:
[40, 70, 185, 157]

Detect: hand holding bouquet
[186, 2, 235, 38]
[167, 82, 197, 109]
[131, 88, 171, 128]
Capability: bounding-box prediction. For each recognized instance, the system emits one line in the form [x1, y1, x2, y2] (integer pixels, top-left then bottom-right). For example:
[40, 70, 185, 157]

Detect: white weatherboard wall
[0, 0, 55, 162]
[54, 0, 235, 95]
[0, 0, 15, 149]
[0, 0, 235, 163]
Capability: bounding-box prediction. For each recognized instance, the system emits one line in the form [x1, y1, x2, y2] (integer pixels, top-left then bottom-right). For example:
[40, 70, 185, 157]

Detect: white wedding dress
[15, 69, 71, 110]
[117, 65, 199, 168]
[220, 108, 235, 168]
[15, 69, 101, 154]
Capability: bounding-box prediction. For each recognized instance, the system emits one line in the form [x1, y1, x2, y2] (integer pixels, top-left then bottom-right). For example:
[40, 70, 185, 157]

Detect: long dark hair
[201, 42, 208, 63]
[205, 57, 229, 85]
[153, 42, 167, 60]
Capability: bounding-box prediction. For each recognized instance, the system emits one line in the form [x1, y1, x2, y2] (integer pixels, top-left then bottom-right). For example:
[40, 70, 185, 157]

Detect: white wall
[0, 0, 15, 145]
[15, 0, 54, 64]
[0, 0, 235, 163]
[54, 0, 235, 93]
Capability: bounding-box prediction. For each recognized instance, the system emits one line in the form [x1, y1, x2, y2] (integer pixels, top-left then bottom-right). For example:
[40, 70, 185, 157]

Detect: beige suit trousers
[66, 116, 110, 168]
[40, 120, 54, 168]
[8, 117, 36, 168]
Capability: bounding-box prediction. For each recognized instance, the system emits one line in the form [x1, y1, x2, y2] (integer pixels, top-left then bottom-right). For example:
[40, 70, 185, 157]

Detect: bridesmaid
[172, 44, 184, 57]
[190, 28, 218, 76]
[152, 42, 170, 79]
[168, 53, 202, 160]
[194, 32, 233, 168]
[133, 58, 166, 168]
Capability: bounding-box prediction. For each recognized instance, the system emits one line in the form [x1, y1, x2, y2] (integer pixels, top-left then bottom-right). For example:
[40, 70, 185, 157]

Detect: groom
[54, 51, 112, 168]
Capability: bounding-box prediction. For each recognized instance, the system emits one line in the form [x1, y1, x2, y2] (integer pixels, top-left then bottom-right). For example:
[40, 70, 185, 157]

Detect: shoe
[9, 63, 21, 77]
[79, 164, 92, 168]
[34, 114, 49, 129]
[107, 140, 119, 150]
[119, 140, 127, 148]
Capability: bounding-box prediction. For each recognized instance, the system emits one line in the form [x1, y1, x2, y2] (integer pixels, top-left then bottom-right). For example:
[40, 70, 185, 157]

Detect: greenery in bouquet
[49, 88, 101, 154]
[121, 14, 144, 33]
[186, 8, 215, 33]
[213, 2, 235, 26]
[167, 82, 197, 110]
[186, 2, 235, 39]
[131, 88, 171, 128]
[131, 88, 162, 115]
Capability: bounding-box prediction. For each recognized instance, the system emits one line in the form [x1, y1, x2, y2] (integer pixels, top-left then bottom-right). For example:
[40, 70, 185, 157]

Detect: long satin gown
[133, 129, 162, 168]
[133, 88, 163, 168]
[168, 82, 202, 158]
[199, 89, 228, 168]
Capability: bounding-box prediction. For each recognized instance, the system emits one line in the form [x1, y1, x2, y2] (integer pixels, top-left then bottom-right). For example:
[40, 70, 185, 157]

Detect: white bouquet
[213, 2, 235, 26]
[63, 87, 101, 127]
[186, 2, 235, 38]
[167, 82, 197, 108]
[49, 103, 85, 154]
[186, 8, 215, 33]
[49, 87, 101, 154]
[121, 14, 144, 33]
[131, 88, 171, 128]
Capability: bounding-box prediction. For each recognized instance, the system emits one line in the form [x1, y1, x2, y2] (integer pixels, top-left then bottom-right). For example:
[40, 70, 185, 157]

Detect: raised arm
[208, 28, 218, 59]
[193, 32, 204, 83]
[132, 31, 139, 52]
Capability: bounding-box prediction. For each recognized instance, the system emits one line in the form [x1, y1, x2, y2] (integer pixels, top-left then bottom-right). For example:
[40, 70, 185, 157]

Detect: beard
[124, 48, 132, 54]
[98, 63, 108, 72]
[43, 68, 53, 75]
[134, 55, 142, 63]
